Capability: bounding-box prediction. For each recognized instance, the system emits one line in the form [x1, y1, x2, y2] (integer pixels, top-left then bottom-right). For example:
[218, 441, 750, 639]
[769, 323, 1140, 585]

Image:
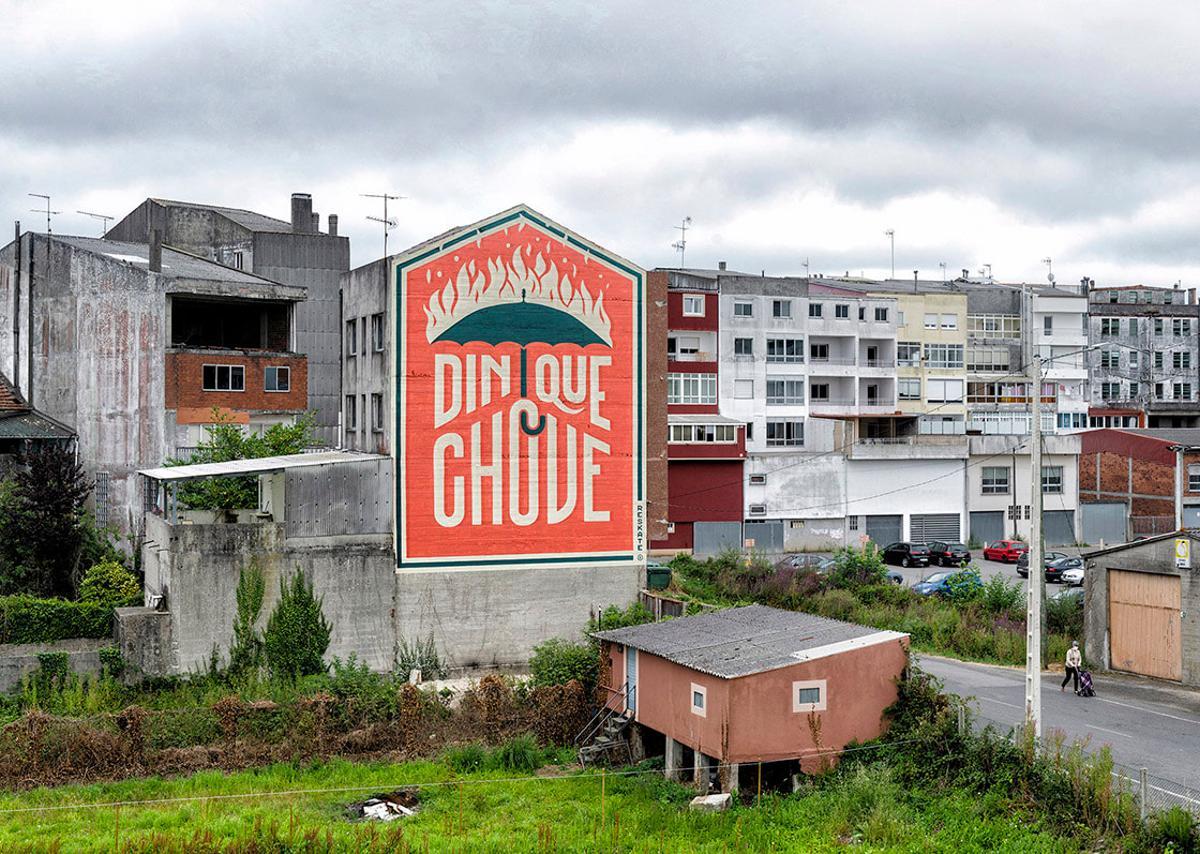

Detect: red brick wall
[165, 351, 308, 419]
[1077, 431, 1194, 518]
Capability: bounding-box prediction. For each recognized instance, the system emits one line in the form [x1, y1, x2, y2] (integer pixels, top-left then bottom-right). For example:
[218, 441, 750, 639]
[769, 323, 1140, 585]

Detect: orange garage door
[1108, 569, 1182, 681]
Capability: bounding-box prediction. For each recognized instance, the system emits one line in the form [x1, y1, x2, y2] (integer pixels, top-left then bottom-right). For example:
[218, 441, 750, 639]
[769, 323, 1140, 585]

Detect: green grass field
[0, 757, 1082, 853]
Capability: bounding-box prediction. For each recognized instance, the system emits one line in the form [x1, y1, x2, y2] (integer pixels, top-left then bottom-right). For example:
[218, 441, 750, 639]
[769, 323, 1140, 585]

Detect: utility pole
[1026, 351, 1044, 739]
[884, 229, 895, 278]
[361, 193, 404, 260]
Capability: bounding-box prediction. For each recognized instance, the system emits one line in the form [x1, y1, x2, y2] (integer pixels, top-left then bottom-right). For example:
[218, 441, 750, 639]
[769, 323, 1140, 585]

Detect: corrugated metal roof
[593, 604, 906, 679]
[1117, 428, 1200, 447]
[0, 410, 75, 440]
[139, 451, 386, 481]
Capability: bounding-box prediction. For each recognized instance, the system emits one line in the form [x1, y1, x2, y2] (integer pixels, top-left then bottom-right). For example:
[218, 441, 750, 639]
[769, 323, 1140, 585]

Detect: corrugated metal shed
[139, 451, 384, 481]
[593, 604, 905, 679]
[0, 410, 75, 440]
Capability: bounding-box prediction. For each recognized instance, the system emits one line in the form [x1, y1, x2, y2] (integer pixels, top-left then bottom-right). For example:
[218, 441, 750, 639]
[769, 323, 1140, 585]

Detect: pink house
[593, 605, 909, 791]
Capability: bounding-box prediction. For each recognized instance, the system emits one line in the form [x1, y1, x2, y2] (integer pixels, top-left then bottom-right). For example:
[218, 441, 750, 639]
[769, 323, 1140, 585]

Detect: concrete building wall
[340, 258, 390, 454]
[847, 457, 966, 542]
[968, 433, 1080, 542]
[890, 290, 968, 429]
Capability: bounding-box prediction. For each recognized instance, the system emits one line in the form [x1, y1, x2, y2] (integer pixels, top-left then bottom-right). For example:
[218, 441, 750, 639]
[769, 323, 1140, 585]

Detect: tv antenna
[978, 263, 993, 280]
[938, 261, 947, 283]
[671, 216, 692, 267]
[77, 210, 114, 236]
[1042, 256, 1055, 285]
[802, 257, 810, 277]
[361, 193, 405, 259]
[28, 194, 60, 235]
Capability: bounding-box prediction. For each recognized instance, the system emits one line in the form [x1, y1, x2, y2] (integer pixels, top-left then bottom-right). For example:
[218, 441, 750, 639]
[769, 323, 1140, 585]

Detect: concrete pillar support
[664, 737, 684, 782]
[719, 761, 740, 794]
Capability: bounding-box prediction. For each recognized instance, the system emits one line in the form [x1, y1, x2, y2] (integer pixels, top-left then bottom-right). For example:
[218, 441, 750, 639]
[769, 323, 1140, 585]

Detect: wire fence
[971, 709, 1200, 820]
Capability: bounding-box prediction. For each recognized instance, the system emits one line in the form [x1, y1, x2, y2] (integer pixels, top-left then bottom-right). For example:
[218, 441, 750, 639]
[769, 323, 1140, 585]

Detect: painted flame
[423, 244, 613, 346]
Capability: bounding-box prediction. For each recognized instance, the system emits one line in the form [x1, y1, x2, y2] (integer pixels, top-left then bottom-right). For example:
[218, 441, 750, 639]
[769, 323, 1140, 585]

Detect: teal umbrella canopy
[431, 299, 607, 348]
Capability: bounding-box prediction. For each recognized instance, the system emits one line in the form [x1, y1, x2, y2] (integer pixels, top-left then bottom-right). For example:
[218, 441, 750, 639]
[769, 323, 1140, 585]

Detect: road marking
[980, 697, 1023, 710]
[1095, 697, 1200, 727]
[1081, 722, 1132, 740]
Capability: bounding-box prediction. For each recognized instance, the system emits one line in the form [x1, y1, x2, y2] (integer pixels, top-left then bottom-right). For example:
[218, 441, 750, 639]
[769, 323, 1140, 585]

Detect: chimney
[291, 193, 313, 234]
[328, 214, 338, 237]
[148, 228, 162, 273]
[311, 212, 320, 233]
[1190, 288, 1196, 305]
[962, 268, 969, 279]
[718, 260, 726, 271]
[913, 270, 919, 292]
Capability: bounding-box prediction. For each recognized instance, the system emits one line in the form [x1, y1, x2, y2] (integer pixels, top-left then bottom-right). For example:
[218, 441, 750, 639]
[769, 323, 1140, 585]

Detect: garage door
[743, 520, 784, 555]
[1043, 510, 1076, 546]
[1082, 503, 1127, 546]
[865, 515, 902, 546]
[1109, 569, 1182, 681]
[909, 514, 960, 543]
[969, 511, 1005, 547]
[693, 522, 743, 557]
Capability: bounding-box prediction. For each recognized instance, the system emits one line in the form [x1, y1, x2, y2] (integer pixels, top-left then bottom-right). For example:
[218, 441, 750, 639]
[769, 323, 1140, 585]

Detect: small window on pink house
[792, 679, 827, 713]
[690, 682, 707, 718]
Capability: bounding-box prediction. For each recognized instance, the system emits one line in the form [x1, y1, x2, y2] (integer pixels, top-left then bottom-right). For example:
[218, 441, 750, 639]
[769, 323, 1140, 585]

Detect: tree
[169, 409, 315, 510]
[228, 561, 266, 678]
[4, 445, 92, 597]
[263, 570, 331, 681]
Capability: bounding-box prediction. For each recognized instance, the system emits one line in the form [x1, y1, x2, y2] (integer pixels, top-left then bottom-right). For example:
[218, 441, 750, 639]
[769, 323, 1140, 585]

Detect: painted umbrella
[431, 289, 607, 435]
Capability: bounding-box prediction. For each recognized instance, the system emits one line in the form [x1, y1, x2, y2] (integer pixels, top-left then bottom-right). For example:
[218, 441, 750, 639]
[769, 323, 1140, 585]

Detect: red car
[983, 540, 1029, 563]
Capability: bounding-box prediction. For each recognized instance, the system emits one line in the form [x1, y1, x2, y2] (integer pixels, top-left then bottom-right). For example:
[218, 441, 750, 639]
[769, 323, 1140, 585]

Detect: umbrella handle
[520, 410, 547, 436]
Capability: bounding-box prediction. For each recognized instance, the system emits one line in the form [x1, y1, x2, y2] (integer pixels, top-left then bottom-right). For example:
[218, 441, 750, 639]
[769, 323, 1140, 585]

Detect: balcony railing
[863, 359, 895, 368]
[808, 357, 856, 366]
[669, 351, 716, 362]
[809, 397, 857, 406]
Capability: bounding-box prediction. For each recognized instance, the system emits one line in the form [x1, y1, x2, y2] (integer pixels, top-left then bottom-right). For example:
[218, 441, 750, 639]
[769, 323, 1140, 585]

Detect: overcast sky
[4, 0, 1200, 285]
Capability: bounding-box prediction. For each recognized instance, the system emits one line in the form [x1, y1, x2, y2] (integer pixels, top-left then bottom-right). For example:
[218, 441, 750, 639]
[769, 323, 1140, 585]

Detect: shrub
[35, 651, 70, 687]
[942, 568, 983, 605]
[262, 571, 331, 681]
[78, 561, 141, 609]
[491, 734, 542, 772]
[394, 633, 448, 682]
[1149, 805, 1197, 853]
[828, 545, 887, 590]
[809, 588, 858, 622]
[978, 574, 1022, 617]
[444, 742, 488, 774]
[98, 646, 126, 680]
[228, 562, 265, 678]
[1046, 594, 1083, 638]
[0, 595, 113, 643]
[590, 602, 654, 634]
[530, 638, 598, 691]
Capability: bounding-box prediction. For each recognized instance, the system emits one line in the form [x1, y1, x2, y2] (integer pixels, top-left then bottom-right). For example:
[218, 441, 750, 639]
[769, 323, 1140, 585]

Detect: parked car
[1049, 586, 1084, 605]
[982, 540, 1029, 563]
[911, 569, 983, 597]
[1061, 566, 1085, 587]
[882, 542, 930, 568]
[884, 567, 905, 585]
[927, 541, 970, 567]
[1015, 551, 1083, 582]
[779, 554, 835, 572]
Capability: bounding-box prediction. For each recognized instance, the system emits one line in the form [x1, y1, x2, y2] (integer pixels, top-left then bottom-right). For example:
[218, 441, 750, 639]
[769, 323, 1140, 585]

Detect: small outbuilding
[1083, 531, 1198, 685]
[593, 604, 908, 792]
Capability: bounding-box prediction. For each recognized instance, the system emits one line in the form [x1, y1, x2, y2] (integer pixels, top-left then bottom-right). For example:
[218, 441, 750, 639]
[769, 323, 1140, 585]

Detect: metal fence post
[957, 704, 965, 735]
[1140, 767, 1148, 822]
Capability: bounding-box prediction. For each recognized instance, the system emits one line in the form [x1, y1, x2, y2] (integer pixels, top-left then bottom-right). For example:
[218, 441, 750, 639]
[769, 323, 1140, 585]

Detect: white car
[1060, 566, 1085, 587]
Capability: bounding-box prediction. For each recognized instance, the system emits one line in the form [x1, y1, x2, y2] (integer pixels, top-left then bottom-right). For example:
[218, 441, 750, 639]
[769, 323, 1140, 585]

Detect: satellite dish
[1048, 272, 1056, 284]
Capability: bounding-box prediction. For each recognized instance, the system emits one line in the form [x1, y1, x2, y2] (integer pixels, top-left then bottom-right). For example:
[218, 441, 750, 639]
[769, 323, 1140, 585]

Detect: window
[749, 474, 767, 485]
[1041, 466, 1064, 494]
[1175, 383, 1193, 400]
[940, 314, 958, 329]
[361, 317, 367, 355]
[691, 683, 707, 717]
[371, 393, 384, 431]
[1174, 318, 1192, 337]
[675, 336, 700, 355]
[1129, 382, 1139, 399]
[1155, 352, 1164, 369]
[772, 299, 792, 319]
[982, 466, 1010, 494]
[668, 373, 717, 405]
[264, 366, 290, 392]
[792, 679, 827, 713]
[745, 421, 753, 440]
[1155, 318, 1164, 336]
[733, 300, 753, 318]
[1175, 351, 1192, 370]
[1128, 351, 1139, 369]
[858, 306, 866, 320]
[371, 313, 385, 351]
[1099, 350, 1119, 369]
[766, 378, 805, 405]
[766, 420, 804, 447]
[967, 347, 1009, 372]
[202, 364, 245, 391]
[1100, 382, 1121, 400]
[898, 378, 921, 400]
[897, 310, 906, 327]
[1190, 464, 1200, 492]
[1100, 318, 1119, 337]
[345, 319, 358, 356]
[669, 424, 737, 443]
[682, 295, 704, 316]
[848, 516, 859, 531]
[967, 314, 1021, 338]
[835, 304, 849, 319]
[1156, 382, 1165, 400]
[345, 394, 357, 429]
[897, 342, 921, 367]
[808, 302, 823, 318]
[749, 503, 767, 516]
[1043, 316, 1053, 335]
[1165, 291, 1175, 304]
[766, 337, 804, 363]
[733, 337, 753, 357]
[734, 379, 754, 399]
[1108, 291, 1118, 303]
[666, 338, 676, 357]
[1127, 318, 1137, 336]
[809, 382, 830, 401]
[924, 313, 938, 329]
[232, 251, 244, 270]
[923, 344, 964, 368]
[926, 378, 964, 403]
[809, 342, 829, 361]
[874, 307, 889, 322]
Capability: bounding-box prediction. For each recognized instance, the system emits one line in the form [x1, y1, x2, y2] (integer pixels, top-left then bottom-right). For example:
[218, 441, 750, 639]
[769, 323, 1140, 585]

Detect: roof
[0, 410, 76, 440]
[53, 236, 285, 288]
[593, 604, 906, 679]
[0, 373, 26, 412]
[1116, 428, 1200, 448]
[139, 451, 386, 482]
[668, 413, 746, 425]
[150, 198, 295, 234]
[1083, 529, 1200, 559]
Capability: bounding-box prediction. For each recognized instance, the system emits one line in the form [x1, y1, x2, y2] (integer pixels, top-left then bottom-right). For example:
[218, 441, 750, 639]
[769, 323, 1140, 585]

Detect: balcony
[669, 351, 716, 363]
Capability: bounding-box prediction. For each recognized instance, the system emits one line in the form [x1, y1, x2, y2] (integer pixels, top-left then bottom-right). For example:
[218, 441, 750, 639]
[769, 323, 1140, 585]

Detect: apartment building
[1087, 284, 1200, 428]
[0, 231, 308, 529]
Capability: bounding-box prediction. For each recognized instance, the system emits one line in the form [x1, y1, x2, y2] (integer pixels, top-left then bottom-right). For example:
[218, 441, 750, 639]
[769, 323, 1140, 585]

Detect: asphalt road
[920, 654, 1200, 798]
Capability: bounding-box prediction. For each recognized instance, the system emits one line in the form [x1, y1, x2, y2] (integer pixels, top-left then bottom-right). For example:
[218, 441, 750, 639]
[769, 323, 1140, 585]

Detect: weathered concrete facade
[340, 258, 390, 454]
[107, 196, 350, 443]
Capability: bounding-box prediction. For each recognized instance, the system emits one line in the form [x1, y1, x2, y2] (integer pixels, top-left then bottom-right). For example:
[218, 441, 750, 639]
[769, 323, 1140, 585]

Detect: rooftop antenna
[28, 193, 60, 235]
[1043, 256, 1055, 286]
[361, 192, 405, 259]
[884, 229, 895, 278]
[802, 256, 810, 277]
[77, 210, 114, 237]
[978, 263, 993, 280]
[671, 216, 692, 267]
[938, 261, 947, 283]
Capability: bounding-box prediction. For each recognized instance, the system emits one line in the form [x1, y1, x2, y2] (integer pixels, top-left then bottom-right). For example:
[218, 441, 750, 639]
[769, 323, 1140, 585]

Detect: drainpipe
[1171, 445, 1186, 531]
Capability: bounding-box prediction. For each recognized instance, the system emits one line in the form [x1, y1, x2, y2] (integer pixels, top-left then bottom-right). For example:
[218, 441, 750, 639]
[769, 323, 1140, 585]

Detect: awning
[139, 450, 386, 482]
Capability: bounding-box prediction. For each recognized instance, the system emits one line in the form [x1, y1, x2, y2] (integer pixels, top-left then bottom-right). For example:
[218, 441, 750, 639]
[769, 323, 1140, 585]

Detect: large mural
[396, 207, 645, 567]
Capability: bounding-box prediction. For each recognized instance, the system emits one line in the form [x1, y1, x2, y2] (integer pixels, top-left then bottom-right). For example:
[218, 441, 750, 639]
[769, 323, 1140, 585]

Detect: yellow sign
[1175, 537, 1190, 569]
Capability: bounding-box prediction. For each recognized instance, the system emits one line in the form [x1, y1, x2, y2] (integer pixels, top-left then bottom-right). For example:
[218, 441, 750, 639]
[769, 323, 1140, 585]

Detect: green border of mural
[394, 208, 645, 568]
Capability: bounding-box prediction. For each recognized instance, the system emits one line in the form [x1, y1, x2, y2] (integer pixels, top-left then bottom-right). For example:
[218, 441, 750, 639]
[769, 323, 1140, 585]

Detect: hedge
[0, 596, 114, 644]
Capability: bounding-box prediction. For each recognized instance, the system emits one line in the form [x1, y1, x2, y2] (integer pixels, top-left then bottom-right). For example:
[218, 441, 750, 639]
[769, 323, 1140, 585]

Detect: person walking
[1062, 641, 1082, 694]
